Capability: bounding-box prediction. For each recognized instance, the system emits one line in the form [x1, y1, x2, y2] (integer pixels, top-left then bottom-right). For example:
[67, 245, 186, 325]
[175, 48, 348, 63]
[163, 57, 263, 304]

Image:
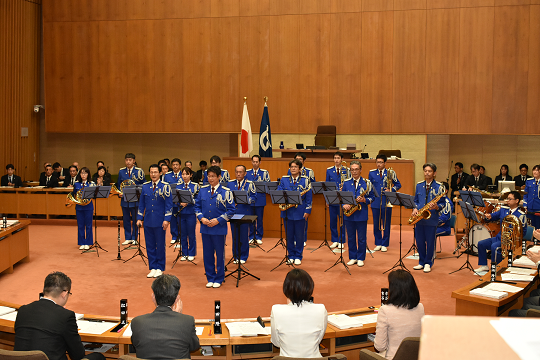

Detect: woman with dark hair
[494, 164, 511, 188]
[92, 165, 111, 186]
[374, 270, 424, 359]
[270, 269, 327, 358]
[73, 167, 95, 250]
[178, 167, 199, 260]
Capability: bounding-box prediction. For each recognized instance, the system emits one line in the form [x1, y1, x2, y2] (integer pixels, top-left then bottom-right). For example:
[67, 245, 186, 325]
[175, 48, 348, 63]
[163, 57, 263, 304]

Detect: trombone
[379, 168, 395, 231]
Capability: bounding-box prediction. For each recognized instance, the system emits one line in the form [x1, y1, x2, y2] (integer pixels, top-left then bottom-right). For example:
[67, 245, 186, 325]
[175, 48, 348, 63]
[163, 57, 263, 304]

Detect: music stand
[172, 189, 197, 267]
[450, 201, 479, 274]
[249, 181, 268, 252]
[81, 186, 111, 256]
[122, 186, 147, 265]
[168, 183, 181, 249]
[311, 182, 337, 253]
[268, 190, 302, 271]
[459, 190, 485, 207]
[225, 214, 260, 287]
[323, 190, 355, 274]
[383, 192, 415, 273]
[266, 182, 286, 252]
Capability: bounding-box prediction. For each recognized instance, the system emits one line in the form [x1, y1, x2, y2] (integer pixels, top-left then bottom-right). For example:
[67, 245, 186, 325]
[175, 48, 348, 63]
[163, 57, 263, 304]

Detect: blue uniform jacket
[203, 169, 230, 185]
[245, 168, 270, 206]
[369, 168, 402, 209]
[227, 179, 256, 215]
[341, 177, 375, 222]
[178, 181, 199, 215]
[195, 184, 236, 235]
[414, 181, 447, 227]
[287, 167, 315, 182]
[137, 180, 173, 226]
[277, 175, 312, 220]
[326, 166, 351, 189]
[72, 180, 95, 211]
[487, 206, 527, 241]
[117, 166, 146, 208]
[163, 171, 183, 186]
[524, 178, 540, 211]
[437, 196, 454, 233]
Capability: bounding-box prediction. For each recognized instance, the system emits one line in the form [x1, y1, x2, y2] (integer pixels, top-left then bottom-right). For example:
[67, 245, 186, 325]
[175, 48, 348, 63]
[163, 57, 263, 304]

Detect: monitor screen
[499, 180, 515, 193]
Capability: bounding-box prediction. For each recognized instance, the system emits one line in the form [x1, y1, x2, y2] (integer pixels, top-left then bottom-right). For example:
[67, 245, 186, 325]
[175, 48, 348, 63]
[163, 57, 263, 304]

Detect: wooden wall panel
[360, 11, 393, 132]
[363, 0, 393, 11]
[491, 6, 529, 133]
[425, 8, 459, 132]
[457, 6, 494, 134]
[393, 10, 426, 133]
[239, 16, 262, 128]
[394, 0, 427, 10]
[528, 5, 540, 133]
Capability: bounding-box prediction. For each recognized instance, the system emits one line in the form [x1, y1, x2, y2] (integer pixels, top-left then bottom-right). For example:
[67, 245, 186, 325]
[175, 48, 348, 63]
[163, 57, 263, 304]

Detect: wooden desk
[0, 220, 30, 274]
[274, 149, 360, 159]
[451, 260, 538, 316]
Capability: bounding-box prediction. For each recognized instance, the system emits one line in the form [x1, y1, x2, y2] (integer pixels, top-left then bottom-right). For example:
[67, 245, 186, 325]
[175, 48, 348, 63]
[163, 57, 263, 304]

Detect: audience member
[450, 162, 468, 195]
[163, 158, 170, 167]
[374, 269, 424, 360]
[72, 162, 79, 170]
[52, 162, 69, 183]
[514, 163, 531, 190]
[131, 274, 200, 359]
[185, 161, 193, 169]
[39, 162, 52, 184]
[463, 163, 488, 190]
[160, 164, 170, 182]
[92, 166, 111, 186]
[479, 166, 492, 187]
[14, 271, 105, 360]
[1, 164, 23, 187]
[64, 165, 79, 188]
[194, 160, 207, 184]
[271, 269, 327, 358]
[494, 164, 511, 188]
[39, 164, 59, 188]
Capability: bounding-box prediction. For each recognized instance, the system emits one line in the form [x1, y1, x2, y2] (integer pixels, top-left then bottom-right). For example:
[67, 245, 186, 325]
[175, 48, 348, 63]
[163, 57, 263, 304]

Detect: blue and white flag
[259, 104, 272, 157]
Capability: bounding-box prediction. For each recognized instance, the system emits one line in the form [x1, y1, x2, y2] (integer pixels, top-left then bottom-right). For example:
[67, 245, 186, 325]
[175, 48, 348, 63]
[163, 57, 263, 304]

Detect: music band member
[39, 164, 59, 188]
[436, 182, 454, 238]
[278, 159, 312, 265]
[342, 161, 375, 267]
[245, 155, 270, 245]
[137, 164, 173, 278]
[228, 165, 256, 264]
[479, 166, 493, 187]
[514, 163, 531, 190]
[463, 163, 488, 190]
[523, 165, 540, 230]
[412, 163, 446, 273]
[164, 158, 183, 246]
[326, 151, 350, 252]
[1, 164, 22, 188]
[450, 162, 468, 196]
[369, 154, 401, 252]
[289, 152, 315, 247]
[203, 155, 230, 185]
[73, 167, 95, 250]
[179, 167, 199, 261]
[474, 191, 527, 274]
[195, 166, 235, 288]
[117, 153, 146, 245]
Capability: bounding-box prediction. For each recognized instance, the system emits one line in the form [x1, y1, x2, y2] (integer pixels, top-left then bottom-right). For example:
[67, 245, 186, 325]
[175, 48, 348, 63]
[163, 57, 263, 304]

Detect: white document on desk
[196, 327, 204, 336]
[0, 311, 18, 321]
[77, 320, 117, 335]
[122, 323, 132, 337]
[506, 267, 537, 275]
[490, 318, 540, 360]
[354, 313, 378, 325]
[225, 322, 270, 337]
[501, 274, 535, 282]
[0, 306, 16, 316]
[483, 283, 523, 293]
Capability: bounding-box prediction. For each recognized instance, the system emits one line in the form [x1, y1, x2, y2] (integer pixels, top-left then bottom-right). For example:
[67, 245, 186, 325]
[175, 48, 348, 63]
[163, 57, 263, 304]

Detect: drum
[476, 200, 496, 223]
[468, 223, 500, 254]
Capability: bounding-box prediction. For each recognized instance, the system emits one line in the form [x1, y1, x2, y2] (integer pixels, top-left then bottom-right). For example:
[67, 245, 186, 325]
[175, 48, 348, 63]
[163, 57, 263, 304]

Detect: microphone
[362, 144, 367, 152]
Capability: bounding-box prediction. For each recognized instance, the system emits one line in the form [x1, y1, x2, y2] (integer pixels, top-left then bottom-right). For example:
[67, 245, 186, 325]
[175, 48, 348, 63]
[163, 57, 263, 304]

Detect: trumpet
[379, 168, 395, 231]
[111, 179, 136, 197]
[65, 188, 92, 207]
[339, 160, 348, 191]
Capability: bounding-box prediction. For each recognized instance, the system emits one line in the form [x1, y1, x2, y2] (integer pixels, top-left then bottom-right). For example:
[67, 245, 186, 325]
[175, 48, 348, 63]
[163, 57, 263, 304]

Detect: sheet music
[483, 283, 523, 293]
[500, 274, 535, 282]
[76, 320, 117, 335]
[506, 267, 536, 275]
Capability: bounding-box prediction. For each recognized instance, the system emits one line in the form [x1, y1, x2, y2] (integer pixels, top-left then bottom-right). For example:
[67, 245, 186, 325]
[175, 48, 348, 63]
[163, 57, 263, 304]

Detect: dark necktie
[153, 183, 156, 192]
[380, 171, 383, 178]
[426, 183, 430, 202]
[128, 169, 131, 178]
[293, 179, 297, 186]
[354, 179, 357, 189]
[10, 176, 12, 183]
[211, 187, 215, 196]
[185, 183, 188, 189]
[47, 176, 50, 185]
[475, 177, 478, 184]
[523, 176, 525, 182]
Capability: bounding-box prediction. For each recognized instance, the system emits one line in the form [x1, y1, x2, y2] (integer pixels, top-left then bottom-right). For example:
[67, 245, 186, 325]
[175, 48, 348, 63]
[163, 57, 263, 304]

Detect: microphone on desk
[361, 144, 367, 152]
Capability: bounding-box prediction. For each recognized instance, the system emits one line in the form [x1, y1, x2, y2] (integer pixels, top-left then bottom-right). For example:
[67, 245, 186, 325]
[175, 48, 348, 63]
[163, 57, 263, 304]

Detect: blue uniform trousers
[76, 209, 93, 246]
[202, 234, 225, 284]
[122, 206, 138, 241]
[180, 213, 197, 257]
[231, 223, 250, 261]
[284, 219, 305, 260]
[345, 220, 367, 261]
[372, 207, 392, 247]
[249, 206, 265, 240]
[329, 205, 345, 244]
[478, 236, 502, 266]
[415, 225, 437, 267]
[144, 226, 166, 271]
[170, 206, 179, 241]
[527, 212, 540, 230]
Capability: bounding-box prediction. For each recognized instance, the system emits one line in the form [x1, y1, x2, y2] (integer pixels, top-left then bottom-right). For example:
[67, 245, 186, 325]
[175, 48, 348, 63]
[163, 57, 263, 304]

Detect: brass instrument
[65, 188, 92, 207]
[408, 188, 445, 225]
[111, 179, 136, 197]
[279, 185, 311, 211]
[344, 186, 369, 217]
[339, 160, 348, 190]
[500, 214, 523, 258]
[470, 186, 491, 197]
[379, 168, 395, 231]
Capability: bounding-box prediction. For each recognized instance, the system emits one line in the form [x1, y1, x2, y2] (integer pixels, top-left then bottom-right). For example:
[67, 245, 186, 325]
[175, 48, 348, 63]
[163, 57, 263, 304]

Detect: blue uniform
[178, 181, 200, 257]
[195, 184, 236, 285]
[277, 176, 312, 260]
[245, 168, 270, 241]
[73, 181, 95, 246]
[326, 166, 351, 244]
[413, 181, 447, 267]
[436, 196, 454, 236]
[203, 169, 230, 185]
[137, 180, 173, 271]
[287, 167, 315, 182]
[342, 177, 375, 261]
[228, 179, 257, 261]
[117, 166, 146, 242]
[369, 168, 402, 247]
[524, 178, 540, 229]
[163, 171, 184, 242]
[478, 206, 527, 266]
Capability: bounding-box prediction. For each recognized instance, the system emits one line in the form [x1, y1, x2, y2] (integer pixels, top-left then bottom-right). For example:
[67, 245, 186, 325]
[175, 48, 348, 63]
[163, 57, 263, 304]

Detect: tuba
[500, 214, 523, 258]
[65, 188, 91, 207]
[111, 179, 136, 197]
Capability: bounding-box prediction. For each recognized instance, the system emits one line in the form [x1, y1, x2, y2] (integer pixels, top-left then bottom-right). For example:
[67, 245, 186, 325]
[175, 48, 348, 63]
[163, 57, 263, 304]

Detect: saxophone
[408, 187, 445, 225]
[279, 184, 311, 211]
[500, 214, 523, 258]
[344, 186, 369, 217]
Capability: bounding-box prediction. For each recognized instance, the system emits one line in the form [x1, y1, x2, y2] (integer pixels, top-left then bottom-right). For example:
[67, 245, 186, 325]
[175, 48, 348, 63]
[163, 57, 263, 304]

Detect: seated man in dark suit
[63, 165, 79, 188]
[463, 163, 488, 190]
[450, 162, 468, 197]
[39, 162, 52, 184]
[52, 162, 69, 184]
[514, 163, 531, 190]
[39, 164, 59, 188]
[131, 274, 200, 360]
[14, 271, 104, 360]
[479, 166, 492, 187]
[1, 164, 23, 187]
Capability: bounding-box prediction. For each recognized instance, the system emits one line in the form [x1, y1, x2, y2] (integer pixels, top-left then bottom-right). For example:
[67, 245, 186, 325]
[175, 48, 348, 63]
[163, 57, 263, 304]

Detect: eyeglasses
[64, 290, 73, 296]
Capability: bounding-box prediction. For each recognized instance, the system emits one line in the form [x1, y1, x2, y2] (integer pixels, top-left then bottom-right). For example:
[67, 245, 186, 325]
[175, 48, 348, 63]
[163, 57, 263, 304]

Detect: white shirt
[271, 301, 327, 358]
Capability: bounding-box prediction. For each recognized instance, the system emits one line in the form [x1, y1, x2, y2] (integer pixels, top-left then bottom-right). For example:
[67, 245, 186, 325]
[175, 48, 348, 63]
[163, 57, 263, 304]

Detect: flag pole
[244, 96, 247, 104]
[264, 96, 268, 106]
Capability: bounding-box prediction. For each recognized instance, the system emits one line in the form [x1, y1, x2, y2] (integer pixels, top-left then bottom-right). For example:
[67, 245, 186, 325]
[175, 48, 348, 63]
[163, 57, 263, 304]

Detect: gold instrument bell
[65, 189, 92, 207]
